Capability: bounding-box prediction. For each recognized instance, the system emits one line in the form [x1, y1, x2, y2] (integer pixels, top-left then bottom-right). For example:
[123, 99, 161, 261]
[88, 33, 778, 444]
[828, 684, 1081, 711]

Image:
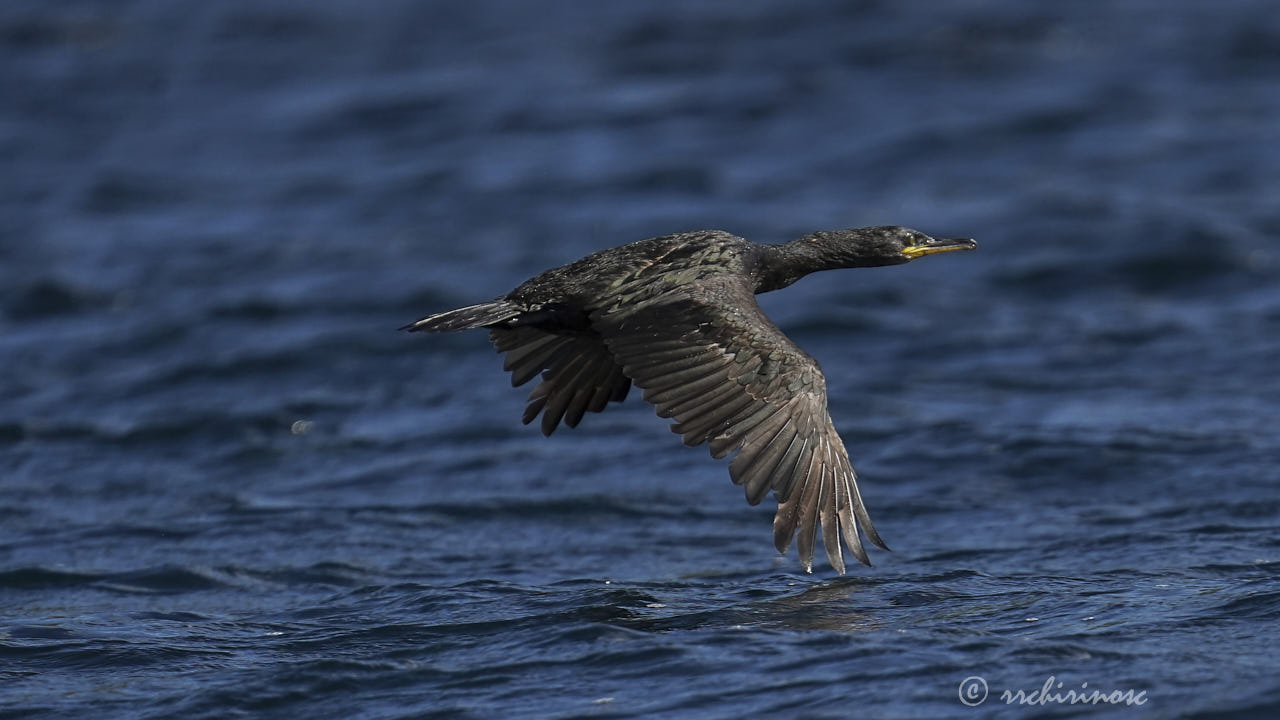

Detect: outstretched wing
[489, 326, 631, 435]
[591, 274, 887, 573]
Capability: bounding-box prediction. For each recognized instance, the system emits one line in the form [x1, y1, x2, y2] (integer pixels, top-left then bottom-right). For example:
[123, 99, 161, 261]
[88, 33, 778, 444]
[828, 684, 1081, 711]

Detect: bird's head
[799, 226, 977, 267]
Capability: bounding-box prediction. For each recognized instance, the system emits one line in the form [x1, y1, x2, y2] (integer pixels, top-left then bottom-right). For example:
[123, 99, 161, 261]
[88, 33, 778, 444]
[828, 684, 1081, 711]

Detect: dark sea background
[4, 1, 1280, 718]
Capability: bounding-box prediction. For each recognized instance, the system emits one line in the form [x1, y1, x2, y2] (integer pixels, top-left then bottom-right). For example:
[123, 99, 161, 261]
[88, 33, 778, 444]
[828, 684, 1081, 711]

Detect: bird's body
[405, 226, 975, 573]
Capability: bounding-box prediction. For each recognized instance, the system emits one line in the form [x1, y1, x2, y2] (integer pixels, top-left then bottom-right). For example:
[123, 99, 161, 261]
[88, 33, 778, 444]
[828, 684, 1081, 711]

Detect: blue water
[3, 1, 1279, 717]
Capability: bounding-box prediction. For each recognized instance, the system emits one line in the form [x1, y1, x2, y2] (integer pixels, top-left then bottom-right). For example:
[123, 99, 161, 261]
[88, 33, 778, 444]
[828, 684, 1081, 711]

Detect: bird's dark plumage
[404, 226, 976, 573]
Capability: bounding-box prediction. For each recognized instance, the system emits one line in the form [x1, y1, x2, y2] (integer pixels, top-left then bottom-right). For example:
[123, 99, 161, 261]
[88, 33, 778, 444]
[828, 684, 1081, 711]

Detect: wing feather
[591, 273, 886, 572]
[633, 351, 723, 378]
[507, 338, 571, 386]
[644, 366, 730, 405]
[736, 422, 799, 506]
[673, 393, 757, 444]
[821, 461, 844, 574]
[794, 450, 825, 573]
[540, 352, 596, 435]
[490, 327, 631, 435]
[659, 381, 741, 420]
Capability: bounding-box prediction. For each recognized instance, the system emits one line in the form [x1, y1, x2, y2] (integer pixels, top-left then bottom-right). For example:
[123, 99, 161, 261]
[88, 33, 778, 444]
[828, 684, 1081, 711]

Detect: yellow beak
[901, 238, 978, 259]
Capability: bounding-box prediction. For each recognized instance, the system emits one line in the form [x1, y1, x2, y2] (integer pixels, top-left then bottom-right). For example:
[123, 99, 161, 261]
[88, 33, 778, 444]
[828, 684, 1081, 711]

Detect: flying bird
[403, 226, 976, 573]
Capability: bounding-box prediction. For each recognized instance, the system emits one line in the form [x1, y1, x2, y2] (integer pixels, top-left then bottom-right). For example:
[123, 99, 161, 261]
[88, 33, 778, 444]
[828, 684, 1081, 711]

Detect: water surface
[3, 1, 1279, 717]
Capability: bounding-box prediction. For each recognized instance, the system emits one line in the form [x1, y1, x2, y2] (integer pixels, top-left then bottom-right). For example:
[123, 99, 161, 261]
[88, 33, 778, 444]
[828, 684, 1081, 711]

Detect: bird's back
[505, 230, 756, 317]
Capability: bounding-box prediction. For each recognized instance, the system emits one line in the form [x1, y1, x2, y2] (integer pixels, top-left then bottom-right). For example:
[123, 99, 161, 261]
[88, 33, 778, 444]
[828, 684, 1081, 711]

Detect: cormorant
[404, 226, 976, 573]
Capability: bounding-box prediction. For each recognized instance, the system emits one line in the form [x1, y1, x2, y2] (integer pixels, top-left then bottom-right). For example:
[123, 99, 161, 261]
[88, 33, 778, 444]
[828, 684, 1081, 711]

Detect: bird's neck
[752, 237, 865, 293]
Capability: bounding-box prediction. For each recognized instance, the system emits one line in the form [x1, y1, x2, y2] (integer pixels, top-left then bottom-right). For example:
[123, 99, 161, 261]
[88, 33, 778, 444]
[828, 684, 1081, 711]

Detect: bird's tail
[400, 300, 522, 332]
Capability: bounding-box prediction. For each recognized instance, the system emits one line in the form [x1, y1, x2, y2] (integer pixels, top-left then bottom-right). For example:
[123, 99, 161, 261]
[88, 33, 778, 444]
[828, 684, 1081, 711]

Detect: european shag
[404, 226, 976, 573]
